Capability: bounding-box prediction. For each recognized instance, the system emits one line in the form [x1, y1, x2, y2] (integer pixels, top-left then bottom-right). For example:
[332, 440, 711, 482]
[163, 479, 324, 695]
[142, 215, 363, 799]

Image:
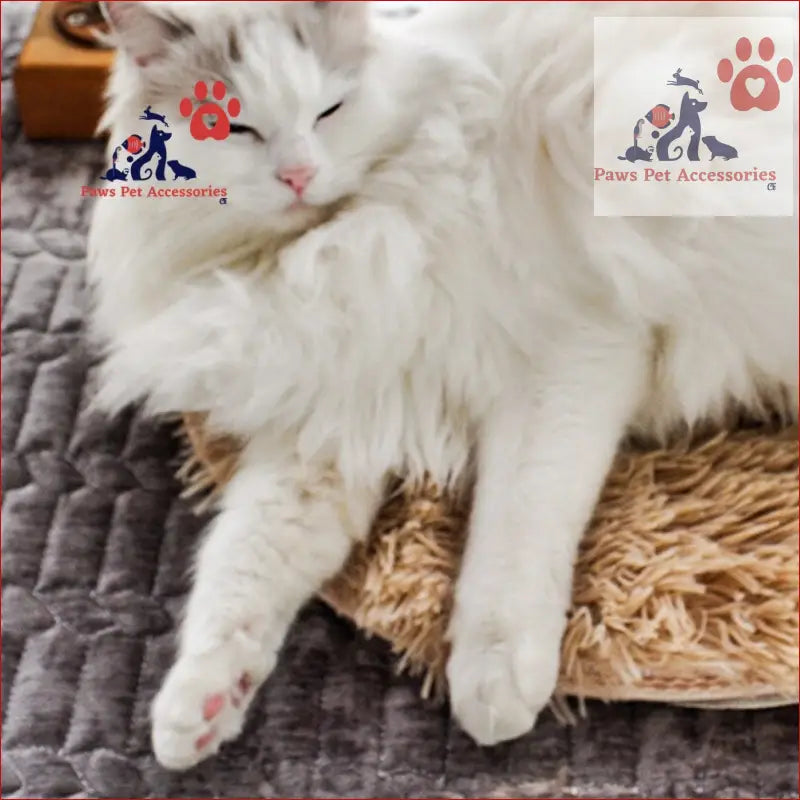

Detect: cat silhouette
[168, 160, 197, 180]
[702, 136, 738, 161]
[656, 92, 707, 162]
[131, 126, 173, 181]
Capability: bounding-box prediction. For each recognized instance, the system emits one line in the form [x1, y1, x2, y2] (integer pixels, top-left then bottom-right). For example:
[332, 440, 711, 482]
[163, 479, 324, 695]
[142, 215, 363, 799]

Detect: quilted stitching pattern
[2, 4, 797, 797]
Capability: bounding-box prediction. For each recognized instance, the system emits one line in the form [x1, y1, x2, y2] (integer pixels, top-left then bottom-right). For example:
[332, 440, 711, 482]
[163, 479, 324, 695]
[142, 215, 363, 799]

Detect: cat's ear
[295, 2, 370, 68]
[102, 2, 193, 68]
[313, 1, 369, 28]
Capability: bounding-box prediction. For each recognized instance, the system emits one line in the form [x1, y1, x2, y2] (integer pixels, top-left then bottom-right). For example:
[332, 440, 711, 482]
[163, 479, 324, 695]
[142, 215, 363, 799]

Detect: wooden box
[14, 2, 114, 140]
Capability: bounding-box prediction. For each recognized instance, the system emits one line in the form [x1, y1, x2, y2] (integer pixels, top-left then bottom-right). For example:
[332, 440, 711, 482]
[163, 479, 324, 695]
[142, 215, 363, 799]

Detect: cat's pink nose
[277, 165, 316, 196]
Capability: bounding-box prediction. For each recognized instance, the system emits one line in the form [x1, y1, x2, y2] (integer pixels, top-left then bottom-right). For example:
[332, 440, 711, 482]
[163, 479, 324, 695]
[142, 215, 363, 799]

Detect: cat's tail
[661, 146, 684, 162]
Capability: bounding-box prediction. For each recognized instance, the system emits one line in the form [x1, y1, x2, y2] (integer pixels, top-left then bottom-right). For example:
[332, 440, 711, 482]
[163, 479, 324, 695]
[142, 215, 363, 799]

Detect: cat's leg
[447, 334, 648, 745]
[152, 435, 381, 770]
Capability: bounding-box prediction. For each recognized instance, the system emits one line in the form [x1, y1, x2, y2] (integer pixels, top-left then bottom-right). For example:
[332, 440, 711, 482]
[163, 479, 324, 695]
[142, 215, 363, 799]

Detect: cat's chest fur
[194, 107, 538, 483]
[222, 186, 518, 486]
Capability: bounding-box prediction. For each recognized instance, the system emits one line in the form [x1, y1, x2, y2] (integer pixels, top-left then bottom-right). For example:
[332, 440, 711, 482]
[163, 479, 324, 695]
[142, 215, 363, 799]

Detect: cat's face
[104, 2, 396, 233]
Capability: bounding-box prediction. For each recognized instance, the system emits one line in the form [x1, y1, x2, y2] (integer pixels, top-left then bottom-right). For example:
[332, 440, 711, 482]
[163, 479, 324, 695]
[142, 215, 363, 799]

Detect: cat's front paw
[152, 629, 273, 770]
[446, 619, 561, 746]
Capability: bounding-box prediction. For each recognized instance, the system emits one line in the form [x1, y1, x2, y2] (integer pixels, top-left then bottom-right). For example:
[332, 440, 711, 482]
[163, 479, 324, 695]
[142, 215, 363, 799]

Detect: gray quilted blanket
[1, 3, 797, 797]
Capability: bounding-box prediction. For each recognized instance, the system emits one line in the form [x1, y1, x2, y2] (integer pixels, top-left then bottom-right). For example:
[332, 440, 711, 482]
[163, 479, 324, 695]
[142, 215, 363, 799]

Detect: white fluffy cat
[89, 1, 797, 770]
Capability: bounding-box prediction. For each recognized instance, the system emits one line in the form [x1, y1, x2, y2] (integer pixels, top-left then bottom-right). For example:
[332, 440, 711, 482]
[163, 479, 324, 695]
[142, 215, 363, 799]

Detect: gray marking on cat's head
[227, 28, 242, 64]
[102, 1, 195, 67]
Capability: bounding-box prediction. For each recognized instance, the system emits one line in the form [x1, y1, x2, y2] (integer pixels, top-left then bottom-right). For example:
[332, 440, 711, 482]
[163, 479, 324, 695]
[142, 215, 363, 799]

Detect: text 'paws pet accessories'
[181, 413, 798, 712]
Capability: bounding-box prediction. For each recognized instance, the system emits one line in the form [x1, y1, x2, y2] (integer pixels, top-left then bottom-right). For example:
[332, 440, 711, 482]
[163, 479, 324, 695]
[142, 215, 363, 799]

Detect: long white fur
[88, 1, 798, 769]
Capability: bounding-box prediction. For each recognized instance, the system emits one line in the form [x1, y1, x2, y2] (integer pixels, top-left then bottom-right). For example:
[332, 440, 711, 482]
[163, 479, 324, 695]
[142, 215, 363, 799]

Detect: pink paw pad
[195, 730, 216, 751]
[202, 693, 225, 721]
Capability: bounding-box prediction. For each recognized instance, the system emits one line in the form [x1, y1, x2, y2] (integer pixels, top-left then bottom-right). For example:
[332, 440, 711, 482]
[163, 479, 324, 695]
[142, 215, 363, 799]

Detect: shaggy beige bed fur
[179, 414, 798, 711]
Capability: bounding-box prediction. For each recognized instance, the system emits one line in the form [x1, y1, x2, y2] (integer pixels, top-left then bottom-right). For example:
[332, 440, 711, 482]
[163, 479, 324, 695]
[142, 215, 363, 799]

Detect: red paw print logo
[180, 81, 242, 141]
[717, 37, 793, 112]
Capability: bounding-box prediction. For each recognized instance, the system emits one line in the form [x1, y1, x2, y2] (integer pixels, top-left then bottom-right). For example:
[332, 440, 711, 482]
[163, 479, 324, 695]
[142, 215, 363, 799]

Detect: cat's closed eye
[228, 123, 264, 141]
[316, 101, 343, 124]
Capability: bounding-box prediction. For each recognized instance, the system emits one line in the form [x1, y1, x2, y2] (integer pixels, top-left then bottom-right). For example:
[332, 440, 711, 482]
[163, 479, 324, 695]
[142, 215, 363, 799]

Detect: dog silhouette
[656, 92, 707, 161]
[100, 165, 129, 182]
[140, 105, 169, 127]
[702, 136, 738, 161]
[168, 160, 197, 180]
[666, 68, 703, 95]
[131, 126, 173, 181]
